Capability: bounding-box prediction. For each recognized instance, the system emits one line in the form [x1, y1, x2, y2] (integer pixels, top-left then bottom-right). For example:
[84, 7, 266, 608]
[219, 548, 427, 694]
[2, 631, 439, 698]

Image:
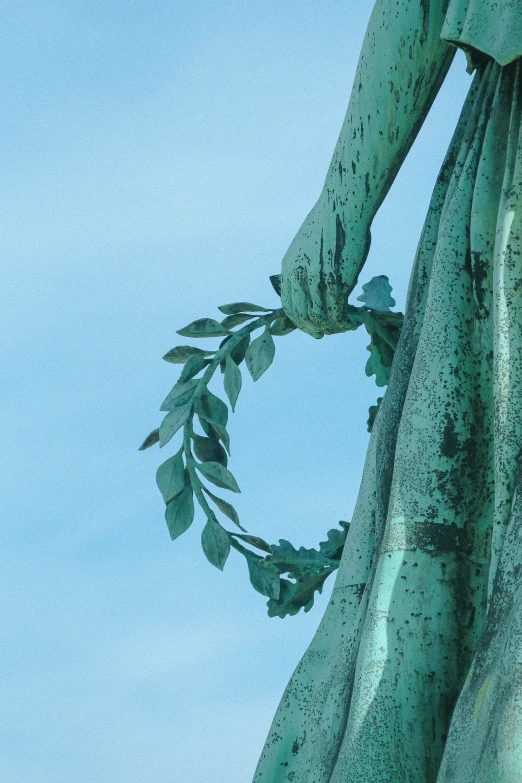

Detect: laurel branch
[140, 275, 403, 617]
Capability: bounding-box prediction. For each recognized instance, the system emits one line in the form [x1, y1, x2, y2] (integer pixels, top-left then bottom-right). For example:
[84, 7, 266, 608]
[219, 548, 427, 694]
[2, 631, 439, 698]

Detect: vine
[140, 274, 403, 617]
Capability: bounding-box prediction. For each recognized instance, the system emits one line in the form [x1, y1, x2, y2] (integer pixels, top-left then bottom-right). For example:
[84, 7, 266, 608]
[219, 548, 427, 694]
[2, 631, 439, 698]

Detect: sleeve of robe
[441, 0, 522, 68]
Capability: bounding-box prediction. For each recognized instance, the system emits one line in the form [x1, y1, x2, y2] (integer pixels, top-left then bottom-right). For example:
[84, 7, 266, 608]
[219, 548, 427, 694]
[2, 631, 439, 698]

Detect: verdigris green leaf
[357, 275, 396, 312]
[165, 486, 194, 541]
[224, 355, 242, 412]
[159, 401, 192, 447]
[195, 388, 228, 428]
[230, 334, 250, 366]
[219, 334, 232, 351]
[267, 539, 334, 578]
[266, 570, 333, 618]
[228, 535, 279, 596]
[177, 318, 230, 338]
[197, 415, 231, 454]
[195, 460, 240, 493]
[365, 331, 395, 387]
[201, 518, 230, 570]
[270, 274, 282, 296]
[218, 302, 271, 315]
[380, 310, 404, 337]
[245, 326, 275, 382]
[218, 334, 251, 374]
[198, 414, 216, 438]
[138, 428, 160, 451]
[163, 345, 214, 364]
[231, 533, 272, 554]
[156, 448, 185, 503]
[192, 433, 228, 466]
[360, 310, 403, 388]
[178, 354, 210, 383]
[367, 397, 384, 433]
[247, 558, 281, 599]
[160, 379, 199, 412]
[319, 521, 350, 560]
[220, 313, 256, 329]
[219, 336, 231, 374]
[203, 487, 244, 529]
[270, 316, 296, 336]
[363, 311, 403, 350]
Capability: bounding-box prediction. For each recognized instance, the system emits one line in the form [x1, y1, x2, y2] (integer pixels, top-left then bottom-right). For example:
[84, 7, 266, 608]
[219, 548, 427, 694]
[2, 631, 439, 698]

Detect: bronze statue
[142, 1, 522, 778]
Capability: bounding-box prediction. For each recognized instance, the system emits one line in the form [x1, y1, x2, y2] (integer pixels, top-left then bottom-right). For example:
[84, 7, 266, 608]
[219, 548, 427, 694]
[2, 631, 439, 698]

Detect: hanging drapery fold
[254, 47, 522, 783]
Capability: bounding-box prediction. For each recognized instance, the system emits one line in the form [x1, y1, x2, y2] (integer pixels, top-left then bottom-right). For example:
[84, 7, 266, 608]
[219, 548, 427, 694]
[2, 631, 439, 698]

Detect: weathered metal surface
[254, 0, 522, 780]
[442, 0, 522, 68]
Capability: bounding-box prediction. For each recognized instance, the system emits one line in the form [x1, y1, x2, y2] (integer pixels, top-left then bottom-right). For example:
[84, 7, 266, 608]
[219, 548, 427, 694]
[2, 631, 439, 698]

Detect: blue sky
[2, 2, 472, 780]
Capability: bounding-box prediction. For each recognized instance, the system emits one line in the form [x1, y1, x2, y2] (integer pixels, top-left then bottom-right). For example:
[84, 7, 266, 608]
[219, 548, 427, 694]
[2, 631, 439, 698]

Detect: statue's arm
[281, 0, 456, 336]
[326, 0, 455, 226]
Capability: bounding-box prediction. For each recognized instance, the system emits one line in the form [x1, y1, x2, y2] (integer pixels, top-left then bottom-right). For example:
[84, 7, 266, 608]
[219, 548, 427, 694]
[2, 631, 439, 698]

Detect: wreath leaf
[177, 318, 230, 338]
[197, 415, 231, 455]
[318, 521, 350, 560]
[267, 571, 333, 618]
[201, 518, 231, 570]
[195, 460, 240, 493]
[162, 345, 214, 364]
[247, 557, 281, 599]
[159, 402, 192, 447]
[218, 302, 271, 315]
[270, 316, 296, 336]
[224, 355, 242, 412]
[266, 539, 336, 577]
[357, 274, 396, 312]
[221, 313, 256, 329]
[156, 448, 185, 503]
[192, 433, 228, 466]
[203, 487, 244, 530]
[139, 428, 160, 451]
[269, 274, 282, 296]
[195, 388, 229, 428]
[178, 354, 210, 383]
[230, 532, 272, 554]
[165, 485, 195, 541]
[230, 334, 250, 366]
[367, 397, 384, 433]
[160, 379, 199, 412]
[245, 326, 275, 381]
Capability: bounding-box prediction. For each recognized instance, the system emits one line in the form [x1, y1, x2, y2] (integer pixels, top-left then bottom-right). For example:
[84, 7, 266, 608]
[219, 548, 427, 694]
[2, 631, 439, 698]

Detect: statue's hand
[280, 198, 371, 338]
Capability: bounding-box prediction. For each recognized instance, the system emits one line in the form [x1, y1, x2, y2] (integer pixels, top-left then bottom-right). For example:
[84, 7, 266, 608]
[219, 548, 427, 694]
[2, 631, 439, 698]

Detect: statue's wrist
[320, 180, 373, 239]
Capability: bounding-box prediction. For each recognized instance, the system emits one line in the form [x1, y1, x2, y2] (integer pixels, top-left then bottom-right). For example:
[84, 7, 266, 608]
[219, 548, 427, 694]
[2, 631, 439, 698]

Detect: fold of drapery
[254, 55, 522, 783]
[441, 0, 522, 67]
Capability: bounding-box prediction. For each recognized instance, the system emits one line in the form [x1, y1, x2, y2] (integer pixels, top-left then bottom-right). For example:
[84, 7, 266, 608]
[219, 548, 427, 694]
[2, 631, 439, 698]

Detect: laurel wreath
[140, 273, 403, 618]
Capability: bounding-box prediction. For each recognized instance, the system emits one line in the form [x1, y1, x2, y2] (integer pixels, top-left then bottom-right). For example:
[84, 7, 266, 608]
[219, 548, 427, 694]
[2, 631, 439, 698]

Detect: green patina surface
[252, 0, 522, 781]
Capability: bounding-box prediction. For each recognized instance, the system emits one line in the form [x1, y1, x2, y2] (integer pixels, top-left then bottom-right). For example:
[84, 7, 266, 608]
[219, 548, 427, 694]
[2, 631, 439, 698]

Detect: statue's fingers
[312, 277, 345, 333]
[280, 273, 294, 319]
[280, 273, 310, 330]
[325, 284, 353, 331]
[291, 268, 332, 335]
[281, 261, 325, 338]
[290, 283, 324, 339]
[280, 273, 306, 329]
[308, 298, 339, 334]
